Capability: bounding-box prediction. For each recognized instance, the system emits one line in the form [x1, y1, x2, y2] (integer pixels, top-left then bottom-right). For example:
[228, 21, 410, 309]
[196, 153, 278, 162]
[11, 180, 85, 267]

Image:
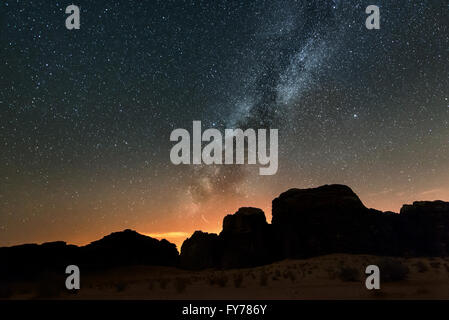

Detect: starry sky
[1, 0, 448, 248]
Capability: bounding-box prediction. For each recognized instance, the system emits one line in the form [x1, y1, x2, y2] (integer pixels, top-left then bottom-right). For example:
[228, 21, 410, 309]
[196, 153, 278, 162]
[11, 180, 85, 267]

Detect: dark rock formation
[180, 207, 279, 269]
[0, 230, 178, 282]
[222, 207, 267, 234]
[272, 185, 367, 222]
[2, 185, 449, 276]
[272, 185, 368, 258]
[271, 184, 403, 258]
[180, 231, 221, 270]
[400, 201, 449, 256]
[271, 185, 449, 259]
[0, 241, 79, 282]
[180, 185, 449, 269]
[220, 207, 278, 268]
[82, 229, 179, 268]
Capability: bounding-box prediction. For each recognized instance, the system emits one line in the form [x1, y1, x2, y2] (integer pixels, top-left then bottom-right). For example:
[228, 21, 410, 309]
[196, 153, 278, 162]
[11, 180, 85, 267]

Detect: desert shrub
[0, 283, 13, 299]
[233, 273, 244, 288]
[444, 264, 449, 273]
[379, 258, 409, 282]
[370, 290, 387, 298]
[259, 271, 269, 286]
[415, 287, 429, 295]
[114, 282, 127, 292]
[208, 273, 228, 287]
[34, 273, 64, 298]
[216, 274, 228, 287]
[19, 287, 31, 295]
[174, 277, 190, 293]
[337, 267, 360, 282]
[35, 281, 63, 298]
[191, 275, 201, 282]
[159, 278, 170, 289]
[430, 262, 441, 269]
[326, 267, 337, 280]
[281, 270, 296, 282]
[414, 261, 429, 273]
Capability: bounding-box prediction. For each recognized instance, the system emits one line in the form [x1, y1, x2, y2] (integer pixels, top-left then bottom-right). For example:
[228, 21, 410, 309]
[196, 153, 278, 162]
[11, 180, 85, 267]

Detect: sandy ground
[5, 254, 449, 300]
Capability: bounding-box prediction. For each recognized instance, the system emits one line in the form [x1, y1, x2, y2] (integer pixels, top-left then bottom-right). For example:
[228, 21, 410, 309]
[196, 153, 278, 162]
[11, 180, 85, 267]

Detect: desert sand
[6, 254, 449, 300]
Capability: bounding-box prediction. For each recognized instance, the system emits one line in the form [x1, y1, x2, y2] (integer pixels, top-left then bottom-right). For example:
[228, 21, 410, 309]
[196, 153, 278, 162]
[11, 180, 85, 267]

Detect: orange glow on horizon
[3, 186, 448, 249]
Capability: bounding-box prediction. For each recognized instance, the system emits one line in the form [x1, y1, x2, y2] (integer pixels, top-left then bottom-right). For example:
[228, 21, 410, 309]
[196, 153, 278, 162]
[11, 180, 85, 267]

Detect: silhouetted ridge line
[2, 185, 449, 278]
[180, 184, 449, 269]
[0, 229, 178, 281]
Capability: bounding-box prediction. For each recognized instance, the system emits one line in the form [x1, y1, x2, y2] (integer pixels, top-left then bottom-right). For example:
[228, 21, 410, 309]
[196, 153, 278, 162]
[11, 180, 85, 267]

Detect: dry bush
[233, 273, 244, 288]
[430, 262, 441, 269]
[326, 267, 337, 280]
[216, 274, 228, 287]
[378, 258, 409, 282]
[415, 287, 430, 295]
[34, 273, 65, 298]
[259, 271, 269, 286]
[0, 283, 13, 299]
[208, 273, 228, 287]
[444, 264, 449, 273]
[282, 270, 296, 281]
[114, 282, 127, 292]
[159, 278, 170, 289]
[337, 266, 360, 282]
[174, 277, 190, 293]
[370, 290, 387, 298]
[413, 261, 429, 273]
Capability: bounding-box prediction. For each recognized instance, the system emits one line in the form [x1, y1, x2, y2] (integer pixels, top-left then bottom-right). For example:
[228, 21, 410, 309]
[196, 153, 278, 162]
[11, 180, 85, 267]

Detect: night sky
[1, 1, 448, 248]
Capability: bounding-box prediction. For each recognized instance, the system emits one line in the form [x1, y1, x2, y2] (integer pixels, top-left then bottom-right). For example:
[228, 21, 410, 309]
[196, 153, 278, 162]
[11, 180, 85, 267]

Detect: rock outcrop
[220, 207, 278, 268]
[271, 184, 404, 258]
[400, 201, 449, 256]
[0, 242, 79, 281]
[180, 231, 221, 270]
[272, 184, 371, 258]
[180, 207, 278, 269]
[82, 229, 179, 268]
[180, 185, 449, 269]
[2, 185, 449, 274]
[0, 229, 179, 282]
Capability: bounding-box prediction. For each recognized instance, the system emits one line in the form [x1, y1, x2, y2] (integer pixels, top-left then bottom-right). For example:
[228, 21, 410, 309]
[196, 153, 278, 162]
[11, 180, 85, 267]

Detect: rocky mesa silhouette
[0, 229, 178, 281]
[180, 184, 449, 269]
[2, 184, 449, 279]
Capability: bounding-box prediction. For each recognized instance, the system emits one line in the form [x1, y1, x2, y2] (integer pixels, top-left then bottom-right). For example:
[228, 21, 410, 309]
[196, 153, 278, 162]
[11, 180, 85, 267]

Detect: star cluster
[1, 1, 448, 247]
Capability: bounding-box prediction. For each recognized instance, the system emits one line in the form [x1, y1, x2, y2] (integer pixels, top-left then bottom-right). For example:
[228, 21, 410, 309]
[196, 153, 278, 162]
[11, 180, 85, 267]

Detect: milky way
[1, 1, 448, 247]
